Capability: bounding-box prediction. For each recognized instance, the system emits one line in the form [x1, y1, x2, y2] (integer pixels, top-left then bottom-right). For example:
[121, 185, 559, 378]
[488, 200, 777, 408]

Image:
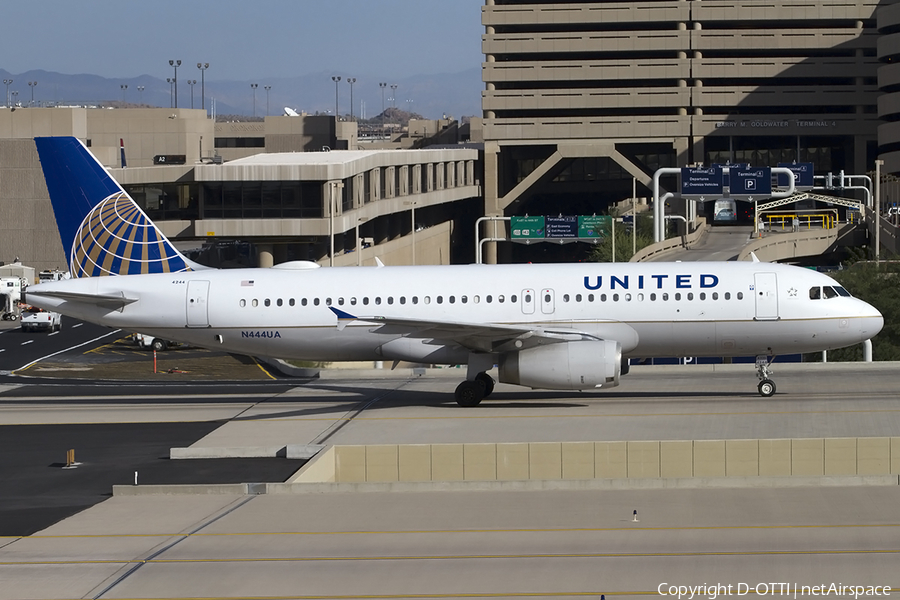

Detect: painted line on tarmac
[20, 340, 33, 346]
[6, 547, 900, 567]
[72, 323, 83, 328]
[48, 331, 59, 337]
[12, 328, 122, 373]
[28, 521, 900, 540]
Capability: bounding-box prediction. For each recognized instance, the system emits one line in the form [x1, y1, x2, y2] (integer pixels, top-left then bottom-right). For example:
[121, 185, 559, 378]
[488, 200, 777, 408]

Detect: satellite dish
[284, 107, 300, 117]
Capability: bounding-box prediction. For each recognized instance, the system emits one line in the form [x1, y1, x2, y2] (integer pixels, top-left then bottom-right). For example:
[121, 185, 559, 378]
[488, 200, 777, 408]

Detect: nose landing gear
[756, 355, 776, 397]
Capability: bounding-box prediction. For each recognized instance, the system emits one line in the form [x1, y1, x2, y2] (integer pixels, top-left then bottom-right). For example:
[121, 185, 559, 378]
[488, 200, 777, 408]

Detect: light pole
[347, 78, 356, 121]
[10, 91, 17, 107]
[264, 85, 271, 116]
[187, 80, 196, 109]
[197, 63, 209, 112]
[120, 84, 127, 104]
[137, 85, 145, 105]
[379, 82, 387, 139]
[250, 83, 258, 117]
[168, 59, 181, 108]
[329, 181, 344, 267]
[28, 81, 37, 106]
[166, 78, 174, 108]
[390, 84, 398, 131]
[3, 79, 12, 107]
[404, 201, 418, 265]
[331, 76, 341, 120]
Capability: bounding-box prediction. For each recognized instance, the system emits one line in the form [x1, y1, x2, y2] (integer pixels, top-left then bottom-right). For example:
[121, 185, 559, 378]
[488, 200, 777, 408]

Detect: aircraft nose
[858, 300, 883, 339]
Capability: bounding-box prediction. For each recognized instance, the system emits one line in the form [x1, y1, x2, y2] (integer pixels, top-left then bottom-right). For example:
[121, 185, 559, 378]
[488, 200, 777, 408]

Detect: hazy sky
[2, 0, 485, 80]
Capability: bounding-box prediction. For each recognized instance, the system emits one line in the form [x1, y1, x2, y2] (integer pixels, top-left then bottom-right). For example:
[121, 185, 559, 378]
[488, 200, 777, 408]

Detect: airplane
[25, 136, 883, 406]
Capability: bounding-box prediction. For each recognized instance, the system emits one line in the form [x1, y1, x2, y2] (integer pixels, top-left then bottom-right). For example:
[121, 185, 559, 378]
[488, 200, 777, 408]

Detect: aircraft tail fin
[34, 136, 205, 278]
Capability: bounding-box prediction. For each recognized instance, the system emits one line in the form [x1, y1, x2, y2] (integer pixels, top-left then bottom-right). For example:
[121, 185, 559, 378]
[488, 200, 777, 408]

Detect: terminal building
[4, 0, 900, 271]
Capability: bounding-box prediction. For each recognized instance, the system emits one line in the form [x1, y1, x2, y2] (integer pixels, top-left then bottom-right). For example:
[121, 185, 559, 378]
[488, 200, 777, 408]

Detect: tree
[588, 212, 655, 263]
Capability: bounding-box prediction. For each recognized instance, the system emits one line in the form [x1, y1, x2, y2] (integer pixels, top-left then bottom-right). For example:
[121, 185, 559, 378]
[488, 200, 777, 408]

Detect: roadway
[1, 327, 899, 598]
[646, 225, 754, 262]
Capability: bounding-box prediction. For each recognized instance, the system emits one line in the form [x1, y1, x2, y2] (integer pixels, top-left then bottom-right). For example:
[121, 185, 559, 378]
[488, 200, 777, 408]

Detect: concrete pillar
[258, 244, 274, 268]
[483, 142, 501, 264]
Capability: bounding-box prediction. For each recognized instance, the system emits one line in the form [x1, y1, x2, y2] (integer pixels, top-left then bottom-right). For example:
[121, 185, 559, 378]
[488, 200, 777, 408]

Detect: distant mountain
[0, 68, 483, 119]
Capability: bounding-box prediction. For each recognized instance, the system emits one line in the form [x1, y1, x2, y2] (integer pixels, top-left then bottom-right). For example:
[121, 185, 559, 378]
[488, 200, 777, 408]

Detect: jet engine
[498, 340, 621, 390]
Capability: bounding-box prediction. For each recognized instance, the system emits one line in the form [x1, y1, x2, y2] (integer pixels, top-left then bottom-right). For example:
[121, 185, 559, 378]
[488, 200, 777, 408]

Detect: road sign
[578, 215, 611, 238]
[776, 162, 814, 188]
[545, 216, 578, 238]
[730, 166, 772, 197]
[510, 216, 545, 240]
[681, 167, 723, 197]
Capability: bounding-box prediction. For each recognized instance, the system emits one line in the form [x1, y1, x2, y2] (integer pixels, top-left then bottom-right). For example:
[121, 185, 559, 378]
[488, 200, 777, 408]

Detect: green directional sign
[578, 215, 611, 238]
[510, 216, 545, 239]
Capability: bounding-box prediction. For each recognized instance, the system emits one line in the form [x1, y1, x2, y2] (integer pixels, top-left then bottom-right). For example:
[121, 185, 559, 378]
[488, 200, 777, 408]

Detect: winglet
[329, 306, 357, 331]
[374, 257, 385, 268]
[749, 251, 761, 263]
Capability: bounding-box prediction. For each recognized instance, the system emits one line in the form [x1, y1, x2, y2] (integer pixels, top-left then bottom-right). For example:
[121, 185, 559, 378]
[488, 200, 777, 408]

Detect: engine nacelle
[499, 340, 622, 390]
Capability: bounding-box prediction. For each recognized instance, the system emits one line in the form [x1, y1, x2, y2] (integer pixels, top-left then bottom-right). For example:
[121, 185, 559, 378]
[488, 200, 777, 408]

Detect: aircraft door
[753, 272, 779, 320]
[521, 289, 535, 314]
[541, 288, 555, 314]
[186, 280, 210, 328]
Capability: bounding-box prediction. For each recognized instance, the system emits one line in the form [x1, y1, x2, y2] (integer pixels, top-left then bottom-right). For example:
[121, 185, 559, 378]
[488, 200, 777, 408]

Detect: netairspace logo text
[658, 583, 892, 599]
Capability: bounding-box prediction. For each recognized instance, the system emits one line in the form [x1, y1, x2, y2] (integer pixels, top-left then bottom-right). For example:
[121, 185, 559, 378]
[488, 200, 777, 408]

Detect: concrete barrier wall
[302, 438, 900, 484]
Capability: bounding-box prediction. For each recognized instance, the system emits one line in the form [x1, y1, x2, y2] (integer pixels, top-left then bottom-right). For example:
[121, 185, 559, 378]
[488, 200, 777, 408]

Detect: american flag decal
[241, 280, 254, 287]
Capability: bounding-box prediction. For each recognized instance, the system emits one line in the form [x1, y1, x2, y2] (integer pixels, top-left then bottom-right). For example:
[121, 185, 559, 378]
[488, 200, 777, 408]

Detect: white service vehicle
[1, 277, 25, 321]
[20, 306, 62, 332]
[132, 333, 177, 351]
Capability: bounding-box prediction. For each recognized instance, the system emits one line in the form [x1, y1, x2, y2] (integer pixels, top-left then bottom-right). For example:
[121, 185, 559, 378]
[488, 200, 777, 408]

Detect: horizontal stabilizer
[26, 289, 137, 310]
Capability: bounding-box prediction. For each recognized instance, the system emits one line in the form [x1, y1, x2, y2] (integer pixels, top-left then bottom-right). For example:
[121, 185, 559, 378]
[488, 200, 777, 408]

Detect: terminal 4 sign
[680, 166, 723, 197]
[730, 166, 772, 197]
[776, 162, 815, 189]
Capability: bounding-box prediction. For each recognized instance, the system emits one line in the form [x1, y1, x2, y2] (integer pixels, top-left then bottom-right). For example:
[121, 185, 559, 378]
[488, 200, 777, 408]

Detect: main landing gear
[455, 372, 495, 407]
[756, 355, 776, 397]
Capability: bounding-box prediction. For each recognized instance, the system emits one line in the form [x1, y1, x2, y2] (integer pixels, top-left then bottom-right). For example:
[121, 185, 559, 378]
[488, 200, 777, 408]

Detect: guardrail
[631, 220, 708, 262]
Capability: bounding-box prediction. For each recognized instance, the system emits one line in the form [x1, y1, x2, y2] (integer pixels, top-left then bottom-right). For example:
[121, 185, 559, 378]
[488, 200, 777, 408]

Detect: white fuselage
[25, 261, 883, 364]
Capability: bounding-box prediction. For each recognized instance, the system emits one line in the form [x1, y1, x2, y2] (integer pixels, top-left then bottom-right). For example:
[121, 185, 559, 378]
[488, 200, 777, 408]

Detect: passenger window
[375, 297, 382, 305]
[724, 292, 731, 300]
[350, 297, 357, 305]
[388, 297, 394, 305]
[363, 297, 369, 305]
[737, 292, 744, 300]
[486, 295, 493, 303]
[563, 294, 570, 302]
[687, 293, 693, 301]
[511, 295, 517, 302]
[449, 296, 456, 304]
[675, 293, 681, 301]
[461, 296, 468, 304]
[302, 298, 308, 306]
[576, 294, 582, 302]
[613, 294, 619, 302]
[601, 294, 607, 302]
[252, 299, 259, 307]
[662, 293, 668, 301]
[412, 297, 419, 304]
[289, 299, 295, 307]
[650, 293, 656, 301]
[637, 293, 644, 301]
[437, 296, 443, 304]
[277, 299, 283, 307]
[314, 298, 320, 306]
[699, 293, 706, 301]
[809, 287, 821, 300]
[712, 292, 718, 300]
[240, 299, 246, 308]
[424, 296, 431, 304]
[625, 293, 632, 301]
[473, 295, 479, 304]
[544, 293, 551, 303]
[265, 299, 271, 307]
[588, 294, 594, 302]
[399, 297, 406, 305]
[338, 298, 344, 306]
[325, 298, 332, 306]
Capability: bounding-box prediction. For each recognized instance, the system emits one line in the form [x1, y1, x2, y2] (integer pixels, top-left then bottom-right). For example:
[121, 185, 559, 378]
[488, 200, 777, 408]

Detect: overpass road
[646, 225, 754, 262]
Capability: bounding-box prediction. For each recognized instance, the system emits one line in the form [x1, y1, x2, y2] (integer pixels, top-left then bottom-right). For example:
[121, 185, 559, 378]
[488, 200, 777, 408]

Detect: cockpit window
[834, 286, 851, 297]
[809, 287, 821, 300]
[823, 286, 838, 299]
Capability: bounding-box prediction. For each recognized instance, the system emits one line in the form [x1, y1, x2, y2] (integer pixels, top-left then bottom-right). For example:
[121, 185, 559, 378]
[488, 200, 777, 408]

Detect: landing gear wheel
[455, 380, 485, 407]
[475, 372, 495, 397]
[758, 379, 776, 397]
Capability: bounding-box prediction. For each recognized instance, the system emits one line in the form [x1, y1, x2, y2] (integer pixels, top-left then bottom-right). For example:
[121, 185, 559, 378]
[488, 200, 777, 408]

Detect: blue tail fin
[34, 136, 200, 278]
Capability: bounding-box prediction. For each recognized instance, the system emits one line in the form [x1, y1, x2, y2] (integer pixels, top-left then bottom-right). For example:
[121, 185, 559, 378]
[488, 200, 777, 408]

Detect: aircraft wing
[329, 307, 611, 353]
